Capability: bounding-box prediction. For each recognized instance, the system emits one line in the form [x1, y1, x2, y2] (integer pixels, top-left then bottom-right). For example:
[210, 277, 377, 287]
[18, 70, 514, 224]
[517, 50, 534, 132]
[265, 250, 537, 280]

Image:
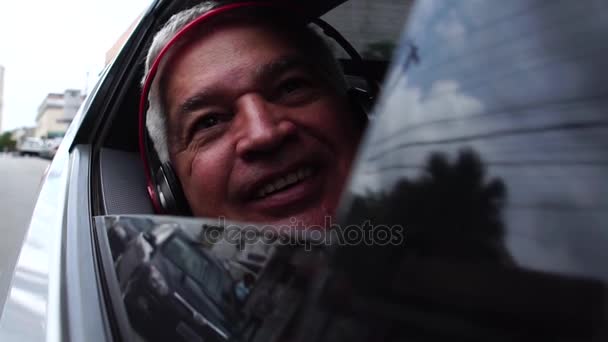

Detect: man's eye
[278, 78, 310, 96]
[193, 114, 221, 131]
[185, 112, 230, 146]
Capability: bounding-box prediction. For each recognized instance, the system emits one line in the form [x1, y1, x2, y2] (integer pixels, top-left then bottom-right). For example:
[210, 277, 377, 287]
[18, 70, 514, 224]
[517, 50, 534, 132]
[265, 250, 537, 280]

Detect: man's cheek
[190, 156, 227, 197]
[185, 167, 217, 215]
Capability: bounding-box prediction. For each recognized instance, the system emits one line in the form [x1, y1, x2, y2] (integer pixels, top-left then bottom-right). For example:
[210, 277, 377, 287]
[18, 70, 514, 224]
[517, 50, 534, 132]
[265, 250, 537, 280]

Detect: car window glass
[333, 0, 608, 339]
[163, 236, 224, 300]
[347, 0, 608, 280]
[164, 237, 208, 275]
[98, 216, 266, 341]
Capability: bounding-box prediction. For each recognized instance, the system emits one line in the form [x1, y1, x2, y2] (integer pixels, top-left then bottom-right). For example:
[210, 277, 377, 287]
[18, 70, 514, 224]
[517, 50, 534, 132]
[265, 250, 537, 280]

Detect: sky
[0, 0, 153, 132]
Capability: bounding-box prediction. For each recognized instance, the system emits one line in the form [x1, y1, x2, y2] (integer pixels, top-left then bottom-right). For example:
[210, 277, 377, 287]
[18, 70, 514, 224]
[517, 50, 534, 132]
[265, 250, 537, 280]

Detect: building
[35, 90, 85, 139]
[0, 65, 4, 133]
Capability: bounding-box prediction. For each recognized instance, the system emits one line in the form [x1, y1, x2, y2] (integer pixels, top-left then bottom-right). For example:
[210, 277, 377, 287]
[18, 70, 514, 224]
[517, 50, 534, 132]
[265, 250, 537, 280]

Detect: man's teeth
[256, 167, 313, 198]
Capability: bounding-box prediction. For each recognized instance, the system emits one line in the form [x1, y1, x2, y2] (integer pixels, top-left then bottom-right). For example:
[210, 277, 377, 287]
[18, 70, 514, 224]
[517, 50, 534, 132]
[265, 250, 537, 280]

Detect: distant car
[39, 139, 62, 160]
[16, 137, 44, 156]
[114, 224, 240, 342]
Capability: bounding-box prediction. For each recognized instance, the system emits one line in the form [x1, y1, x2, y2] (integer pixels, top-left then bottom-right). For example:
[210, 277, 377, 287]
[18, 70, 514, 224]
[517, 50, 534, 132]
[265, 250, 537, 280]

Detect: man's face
[163, 21, 362, 228]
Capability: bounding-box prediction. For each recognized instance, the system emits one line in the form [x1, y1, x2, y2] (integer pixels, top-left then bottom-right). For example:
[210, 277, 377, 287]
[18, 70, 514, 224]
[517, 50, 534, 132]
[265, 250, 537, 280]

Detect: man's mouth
[254, 166, 314, 199]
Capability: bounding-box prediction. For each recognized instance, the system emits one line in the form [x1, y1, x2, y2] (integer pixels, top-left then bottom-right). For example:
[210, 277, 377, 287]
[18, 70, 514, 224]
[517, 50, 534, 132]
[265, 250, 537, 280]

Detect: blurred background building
[10, 127, 36, 144]
[35, 90, 85, 139]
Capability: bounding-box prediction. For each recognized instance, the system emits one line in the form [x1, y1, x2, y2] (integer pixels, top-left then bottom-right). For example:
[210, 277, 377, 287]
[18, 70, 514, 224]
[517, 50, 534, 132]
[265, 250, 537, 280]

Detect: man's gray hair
[143, 1, 347, 163]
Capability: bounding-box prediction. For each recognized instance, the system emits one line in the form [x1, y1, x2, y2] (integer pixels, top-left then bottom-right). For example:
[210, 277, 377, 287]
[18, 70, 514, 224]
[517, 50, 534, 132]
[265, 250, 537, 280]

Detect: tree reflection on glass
[339, 149, 513, 285]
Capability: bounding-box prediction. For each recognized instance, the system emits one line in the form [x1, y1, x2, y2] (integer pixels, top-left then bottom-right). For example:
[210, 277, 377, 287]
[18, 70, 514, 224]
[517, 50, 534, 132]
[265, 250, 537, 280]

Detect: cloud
[434, 11, 466, 49]
[407, 0, 441, 38]
[373, 72, 484, 139]
[0, 0, 151, 131]
[350, 68, 484, 195]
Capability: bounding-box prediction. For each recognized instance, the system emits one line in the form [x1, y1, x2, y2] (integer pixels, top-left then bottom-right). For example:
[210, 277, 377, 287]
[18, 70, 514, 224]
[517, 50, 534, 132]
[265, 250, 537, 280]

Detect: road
[0, 154, 49, 306]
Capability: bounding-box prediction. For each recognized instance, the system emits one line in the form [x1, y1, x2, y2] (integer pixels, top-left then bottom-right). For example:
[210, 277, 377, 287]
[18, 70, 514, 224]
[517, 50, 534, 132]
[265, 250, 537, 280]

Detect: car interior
[88, 0, 408, 218]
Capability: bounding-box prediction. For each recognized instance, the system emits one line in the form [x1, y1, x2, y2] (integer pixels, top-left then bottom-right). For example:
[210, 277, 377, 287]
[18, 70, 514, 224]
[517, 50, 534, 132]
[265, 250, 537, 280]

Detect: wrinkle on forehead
[157, 13, 328, 104]
[174, 55, 317, 118]
[165, 24, 303, 110]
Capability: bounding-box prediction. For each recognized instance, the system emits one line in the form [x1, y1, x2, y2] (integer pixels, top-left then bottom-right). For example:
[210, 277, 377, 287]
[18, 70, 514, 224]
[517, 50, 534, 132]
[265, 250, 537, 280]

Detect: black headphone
[154, 162, 193, 216]
[140, 2, 378, 216]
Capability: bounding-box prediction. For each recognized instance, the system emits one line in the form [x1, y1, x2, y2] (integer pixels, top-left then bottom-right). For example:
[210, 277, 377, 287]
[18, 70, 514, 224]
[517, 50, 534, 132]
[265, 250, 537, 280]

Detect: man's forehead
[164, 21, 313, 85]
[178, 11, 305, 49]
[172, 54, 316, 118]
[160, 23, 297, 96]
[165, 20, 301, 75]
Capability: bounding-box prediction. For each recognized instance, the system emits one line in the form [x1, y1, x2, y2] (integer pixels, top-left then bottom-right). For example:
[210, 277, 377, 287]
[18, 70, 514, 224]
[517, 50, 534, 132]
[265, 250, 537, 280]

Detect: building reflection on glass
[105, 217, 270, 342]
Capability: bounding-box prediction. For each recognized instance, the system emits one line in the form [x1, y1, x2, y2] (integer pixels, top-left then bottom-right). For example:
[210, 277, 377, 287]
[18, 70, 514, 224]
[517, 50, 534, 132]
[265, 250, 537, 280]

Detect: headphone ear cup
[155, 162, 193, 216]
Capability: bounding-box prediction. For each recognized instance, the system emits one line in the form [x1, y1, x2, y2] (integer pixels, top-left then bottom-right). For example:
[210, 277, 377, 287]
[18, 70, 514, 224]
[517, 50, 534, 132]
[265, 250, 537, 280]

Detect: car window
[162, 236, 221, 299]
[333, 0, 608, 339]
[348, 0, 608, 279]
[99, 216, 264, 341]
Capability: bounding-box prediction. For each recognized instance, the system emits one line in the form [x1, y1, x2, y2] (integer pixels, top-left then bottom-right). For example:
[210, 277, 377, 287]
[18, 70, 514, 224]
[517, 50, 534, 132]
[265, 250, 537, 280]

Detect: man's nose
[234, 94, 296, 158]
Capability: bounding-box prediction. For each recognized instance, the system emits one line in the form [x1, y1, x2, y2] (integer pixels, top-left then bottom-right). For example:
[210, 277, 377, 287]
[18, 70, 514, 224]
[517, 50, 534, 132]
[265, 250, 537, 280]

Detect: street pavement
[0, 154, 49, 307]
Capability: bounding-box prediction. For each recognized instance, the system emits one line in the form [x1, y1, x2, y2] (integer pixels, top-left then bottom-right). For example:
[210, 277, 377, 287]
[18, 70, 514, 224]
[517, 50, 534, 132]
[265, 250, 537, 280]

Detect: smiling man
[142, 1, 365, 228]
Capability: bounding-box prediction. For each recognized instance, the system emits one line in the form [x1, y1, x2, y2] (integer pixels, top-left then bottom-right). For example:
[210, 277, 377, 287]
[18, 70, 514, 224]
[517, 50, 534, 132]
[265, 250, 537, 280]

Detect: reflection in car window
[351, 0, 608, 282]
[163, 236, 223, 303]
[100, 216, 270, 341]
